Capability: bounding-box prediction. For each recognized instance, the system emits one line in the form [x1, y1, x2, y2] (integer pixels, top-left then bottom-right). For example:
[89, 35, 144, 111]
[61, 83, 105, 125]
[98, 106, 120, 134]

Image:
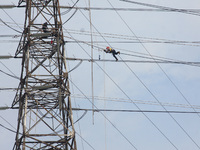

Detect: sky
[1, 0, 200, 150]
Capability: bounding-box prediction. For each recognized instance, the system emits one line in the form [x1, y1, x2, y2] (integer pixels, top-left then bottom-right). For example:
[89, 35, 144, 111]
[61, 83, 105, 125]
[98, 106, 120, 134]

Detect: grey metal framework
[12, 0, 77, 149]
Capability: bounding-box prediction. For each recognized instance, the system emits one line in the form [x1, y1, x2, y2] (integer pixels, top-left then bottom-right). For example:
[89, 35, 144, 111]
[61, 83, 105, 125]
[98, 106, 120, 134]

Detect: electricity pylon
[12, 0, 77, 149]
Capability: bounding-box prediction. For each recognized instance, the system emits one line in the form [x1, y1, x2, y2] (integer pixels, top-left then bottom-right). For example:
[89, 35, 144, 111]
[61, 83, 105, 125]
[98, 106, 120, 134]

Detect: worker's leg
[112, 50, 120, 55]
[112, 53, 118, 61]
[112, 50, 117, 55]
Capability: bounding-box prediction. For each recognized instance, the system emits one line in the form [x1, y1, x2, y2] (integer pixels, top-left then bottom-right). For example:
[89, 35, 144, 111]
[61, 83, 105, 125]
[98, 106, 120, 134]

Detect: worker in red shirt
[104, 47, 120, 61]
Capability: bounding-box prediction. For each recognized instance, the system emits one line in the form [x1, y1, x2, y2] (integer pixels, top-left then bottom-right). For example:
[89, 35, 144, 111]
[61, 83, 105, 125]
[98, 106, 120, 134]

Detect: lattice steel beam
[12, 0, 77, 149]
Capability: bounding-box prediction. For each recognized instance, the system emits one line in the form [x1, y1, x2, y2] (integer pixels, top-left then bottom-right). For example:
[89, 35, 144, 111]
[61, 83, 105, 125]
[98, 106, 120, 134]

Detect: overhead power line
[64, 57, 200, 66]
[72, 108, 200, 114]
[59, 7, 200, 13]
[2, 4, 200, 13]
[64, 29, 200, 46]
[120, 0, 200, 16]
[65, 40, 200, 45]
[6, 53, 200, 67]
[2, 39, 200, 47]
[1, 106, 200, 114]
[5, 55, 199, 67]
[72, 94, 200, 110]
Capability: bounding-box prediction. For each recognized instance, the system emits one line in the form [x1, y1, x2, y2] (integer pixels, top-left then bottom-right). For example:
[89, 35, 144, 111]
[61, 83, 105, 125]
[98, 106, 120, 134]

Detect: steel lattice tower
[12, 0, 77, 149]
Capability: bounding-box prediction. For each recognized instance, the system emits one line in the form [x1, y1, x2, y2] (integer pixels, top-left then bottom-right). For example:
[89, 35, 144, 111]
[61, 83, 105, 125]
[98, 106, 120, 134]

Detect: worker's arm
[104, 49, 108, 53]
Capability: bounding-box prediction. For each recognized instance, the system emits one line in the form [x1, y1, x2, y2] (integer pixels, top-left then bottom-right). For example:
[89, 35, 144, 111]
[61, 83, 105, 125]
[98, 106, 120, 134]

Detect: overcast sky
[1, 0, 200, 150]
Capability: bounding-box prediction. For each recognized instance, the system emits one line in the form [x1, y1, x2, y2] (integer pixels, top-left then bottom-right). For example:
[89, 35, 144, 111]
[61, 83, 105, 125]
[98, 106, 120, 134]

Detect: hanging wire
[68, 60, 82, 73]
[0, 7, 23, 31]
[0, 61, 19, 79]
[62, 0, 80, 25]
[0, 19, 22, 34]
[0, 70, 20, 80]
[61, 0, 79, 15]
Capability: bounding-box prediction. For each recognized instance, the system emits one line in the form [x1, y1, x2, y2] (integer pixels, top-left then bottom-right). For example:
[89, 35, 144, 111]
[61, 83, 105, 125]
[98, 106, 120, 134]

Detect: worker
[42, 22, 49, 33]
[104, 46, 120, 61]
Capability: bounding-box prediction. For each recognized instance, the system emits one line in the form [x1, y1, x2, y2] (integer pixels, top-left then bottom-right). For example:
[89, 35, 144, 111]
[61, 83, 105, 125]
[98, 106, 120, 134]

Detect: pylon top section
[15, 0, 64, 57]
